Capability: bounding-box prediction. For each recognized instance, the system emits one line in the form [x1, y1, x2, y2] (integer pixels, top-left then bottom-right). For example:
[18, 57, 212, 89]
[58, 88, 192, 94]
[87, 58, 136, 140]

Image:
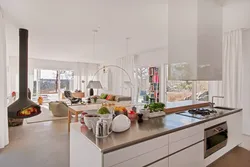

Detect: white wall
[134, 47, 168, 67]
[223, 1, 250, 135]
[223, 0, 250, 32]
[5, 23, 18, 95]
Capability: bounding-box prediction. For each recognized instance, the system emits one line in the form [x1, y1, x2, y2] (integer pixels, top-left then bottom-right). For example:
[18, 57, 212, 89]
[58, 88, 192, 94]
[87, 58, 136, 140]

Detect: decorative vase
[94, 98, 97, 103]
[38, 97, 43, 105]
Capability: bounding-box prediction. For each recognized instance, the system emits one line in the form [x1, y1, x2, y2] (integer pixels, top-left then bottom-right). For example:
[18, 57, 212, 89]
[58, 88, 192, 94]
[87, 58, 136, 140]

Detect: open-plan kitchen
[1, 0, 250, 167]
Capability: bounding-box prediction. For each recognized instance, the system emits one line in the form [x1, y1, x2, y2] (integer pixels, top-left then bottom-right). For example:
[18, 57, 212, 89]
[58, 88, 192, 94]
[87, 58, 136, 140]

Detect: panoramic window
[32, 69, 74, 102]
[166, 80, 193, 102]
[165, 64, 210, 102]
[196, 81, 209, 101]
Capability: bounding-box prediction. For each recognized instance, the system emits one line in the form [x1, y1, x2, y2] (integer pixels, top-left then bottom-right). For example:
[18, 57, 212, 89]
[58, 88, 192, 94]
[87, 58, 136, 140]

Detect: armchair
[64, 91, 82, 105]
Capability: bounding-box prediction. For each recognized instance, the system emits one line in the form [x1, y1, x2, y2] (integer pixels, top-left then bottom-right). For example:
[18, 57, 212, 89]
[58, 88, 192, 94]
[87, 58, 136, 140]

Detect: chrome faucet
[211, 96, 224, 108]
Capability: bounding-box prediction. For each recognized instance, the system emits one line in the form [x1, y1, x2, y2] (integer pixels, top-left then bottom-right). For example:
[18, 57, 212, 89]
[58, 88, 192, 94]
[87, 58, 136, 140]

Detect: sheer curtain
[0, 7, 9, 149]
[242, 29, 250, 135]
[115, 55, 135, 98]
[209, 29, 243, 108]
[223, 29, 243, 108]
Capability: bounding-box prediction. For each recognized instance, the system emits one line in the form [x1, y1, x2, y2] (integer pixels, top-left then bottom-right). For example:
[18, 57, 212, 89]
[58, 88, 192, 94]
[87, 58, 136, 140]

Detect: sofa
[93, 93, 131, 104]
[49, 101, 68, 117]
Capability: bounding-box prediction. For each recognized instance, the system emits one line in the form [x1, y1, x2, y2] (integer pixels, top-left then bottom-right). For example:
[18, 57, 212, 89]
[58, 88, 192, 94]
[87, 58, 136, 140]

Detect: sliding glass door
[32, 69, 74, 102]
[59, 70, 74, 99]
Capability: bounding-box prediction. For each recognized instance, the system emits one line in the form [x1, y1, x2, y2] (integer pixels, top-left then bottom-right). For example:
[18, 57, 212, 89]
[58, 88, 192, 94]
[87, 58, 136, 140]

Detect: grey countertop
[74, 107, 242, 153]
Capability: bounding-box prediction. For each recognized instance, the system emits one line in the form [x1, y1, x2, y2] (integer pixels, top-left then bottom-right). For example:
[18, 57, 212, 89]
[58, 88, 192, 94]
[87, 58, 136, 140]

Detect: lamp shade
[87, 81, 103, 89]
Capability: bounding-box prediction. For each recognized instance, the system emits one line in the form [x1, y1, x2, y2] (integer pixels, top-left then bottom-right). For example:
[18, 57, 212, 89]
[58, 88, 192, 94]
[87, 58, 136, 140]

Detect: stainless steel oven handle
[213, 127, 224, 133]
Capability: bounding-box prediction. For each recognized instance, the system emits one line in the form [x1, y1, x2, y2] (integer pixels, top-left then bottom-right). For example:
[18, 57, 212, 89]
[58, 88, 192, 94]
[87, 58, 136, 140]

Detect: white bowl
[112, 115, 131, 133]
[84, 114, 100, 130]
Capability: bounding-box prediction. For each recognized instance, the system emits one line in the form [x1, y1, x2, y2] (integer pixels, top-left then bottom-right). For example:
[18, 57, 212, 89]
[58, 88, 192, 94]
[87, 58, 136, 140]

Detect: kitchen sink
[213, 106, 235, 110]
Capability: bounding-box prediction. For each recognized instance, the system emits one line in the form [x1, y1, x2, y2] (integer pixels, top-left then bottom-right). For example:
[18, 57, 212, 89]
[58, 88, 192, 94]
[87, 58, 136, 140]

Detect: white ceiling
[0, 0, 168, 64]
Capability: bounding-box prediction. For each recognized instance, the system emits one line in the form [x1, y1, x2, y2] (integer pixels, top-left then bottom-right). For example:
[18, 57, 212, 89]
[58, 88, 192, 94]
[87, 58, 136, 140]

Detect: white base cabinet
[148, 157, 169, 167]
[205, 112, 242, 166]
[169, 142, 205, 167]
[70, 111, 242, 167]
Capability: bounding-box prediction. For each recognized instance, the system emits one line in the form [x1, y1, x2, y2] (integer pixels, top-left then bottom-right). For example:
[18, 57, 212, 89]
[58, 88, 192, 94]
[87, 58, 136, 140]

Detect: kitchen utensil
[95, 118, 112, 138]
[112, 115, 131, 132]
[100, 114, 113, 128]
[140, 109, 149, 120]
[83, 114, 100, 130]
[137, 113, 143, 123]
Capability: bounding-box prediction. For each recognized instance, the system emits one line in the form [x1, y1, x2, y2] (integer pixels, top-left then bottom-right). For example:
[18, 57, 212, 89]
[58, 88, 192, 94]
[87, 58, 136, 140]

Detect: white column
[37, 69, 41, 98]
[160, 64, 165, 103]
[0, 8, 9, 148]
[58, 71, 61, 100]
[78, 63, 82, 91]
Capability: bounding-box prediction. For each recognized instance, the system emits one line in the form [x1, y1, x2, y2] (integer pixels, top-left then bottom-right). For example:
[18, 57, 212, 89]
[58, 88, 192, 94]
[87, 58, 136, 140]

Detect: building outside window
[166, 80, 209, 102]
[166, 80, 193, 102]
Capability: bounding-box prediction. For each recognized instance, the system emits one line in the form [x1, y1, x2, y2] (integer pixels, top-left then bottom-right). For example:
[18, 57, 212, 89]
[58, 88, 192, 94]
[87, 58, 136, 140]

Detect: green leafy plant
[145, 102, 165, 113]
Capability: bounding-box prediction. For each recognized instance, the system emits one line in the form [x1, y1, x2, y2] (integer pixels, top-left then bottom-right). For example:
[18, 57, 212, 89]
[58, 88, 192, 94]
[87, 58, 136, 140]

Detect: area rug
[25, 105, 68, 124]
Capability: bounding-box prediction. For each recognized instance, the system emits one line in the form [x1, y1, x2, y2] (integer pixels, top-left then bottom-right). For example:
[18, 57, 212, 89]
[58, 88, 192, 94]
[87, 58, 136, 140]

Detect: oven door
[205, 122, 228, 158]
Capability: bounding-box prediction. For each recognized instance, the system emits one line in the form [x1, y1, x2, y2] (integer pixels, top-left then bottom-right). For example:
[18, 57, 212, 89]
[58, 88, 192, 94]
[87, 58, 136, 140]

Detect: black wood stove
[8, 29, 41, 120]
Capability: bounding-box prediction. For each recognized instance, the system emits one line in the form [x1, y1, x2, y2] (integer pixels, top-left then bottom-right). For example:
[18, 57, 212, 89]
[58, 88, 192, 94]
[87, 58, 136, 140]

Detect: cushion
[106, 94, 115, 101]
[115, 95, 132, 102]
[90, 95, 100, 99]
[100, 93, 108, 99]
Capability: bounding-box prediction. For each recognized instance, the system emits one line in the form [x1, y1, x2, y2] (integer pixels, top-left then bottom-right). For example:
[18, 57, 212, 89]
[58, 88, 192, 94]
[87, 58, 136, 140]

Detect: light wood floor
[0, 119, 250, 167]
[209, 146, 250, 167]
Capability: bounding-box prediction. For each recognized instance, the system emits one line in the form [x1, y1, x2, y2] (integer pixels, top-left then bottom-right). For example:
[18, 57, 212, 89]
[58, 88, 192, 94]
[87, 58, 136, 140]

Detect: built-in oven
[205, 122, 228, 158]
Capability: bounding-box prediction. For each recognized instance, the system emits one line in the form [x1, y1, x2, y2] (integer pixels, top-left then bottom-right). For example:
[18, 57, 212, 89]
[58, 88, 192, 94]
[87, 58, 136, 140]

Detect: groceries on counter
[128, 110, 137, 121]
[114, 106, 128, 116]
[98, 107, 110, 115]
[137, 113, 144, 123]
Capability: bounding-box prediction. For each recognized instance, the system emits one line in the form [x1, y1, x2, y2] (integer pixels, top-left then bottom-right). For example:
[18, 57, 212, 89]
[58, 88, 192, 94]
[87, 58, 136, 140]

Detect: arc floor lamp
[86, 65, 134, 97]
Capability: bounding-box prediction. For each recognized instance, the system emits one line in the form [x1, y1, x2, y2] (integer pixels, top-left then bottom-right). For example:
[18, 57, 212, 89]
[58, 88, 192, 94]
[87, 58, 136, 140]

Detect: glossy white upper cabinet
[168, 0, 222, 80]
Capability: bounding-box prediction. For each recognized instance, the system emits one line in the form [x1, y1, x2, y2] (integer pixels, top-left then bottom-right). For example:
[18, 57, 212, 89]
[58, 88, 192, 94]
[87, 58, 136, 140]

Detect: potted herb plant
[144, 102, 166, 118]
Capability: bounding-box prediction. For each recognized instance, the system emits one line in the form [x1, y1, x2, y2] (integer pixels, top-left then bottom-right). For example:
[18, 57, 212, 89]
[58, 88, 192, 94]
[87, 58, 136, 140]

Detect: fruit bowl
[114, 106, 128, 116]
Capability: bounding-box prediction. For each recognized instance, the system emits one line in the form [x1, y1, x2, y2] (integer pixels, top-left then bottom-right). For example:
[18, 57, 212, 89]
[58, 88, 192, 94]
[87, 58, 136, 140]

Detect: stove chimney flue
[19, 28, 28, 98]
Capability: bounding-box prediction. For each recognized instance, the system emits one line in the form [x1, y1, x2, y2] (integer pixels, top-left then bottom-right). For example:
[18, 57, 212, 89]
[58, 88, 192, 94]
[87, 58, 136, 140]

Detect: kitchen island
[70, 107, 242, 167]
